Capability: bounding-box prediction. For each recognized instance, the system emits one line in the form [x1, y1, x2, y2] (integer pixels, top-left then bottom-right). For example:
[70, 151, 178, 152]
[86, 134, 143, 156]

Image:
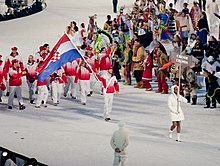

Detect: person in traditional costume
[190, 1, 202, 31]
[197, 11, 209, 46]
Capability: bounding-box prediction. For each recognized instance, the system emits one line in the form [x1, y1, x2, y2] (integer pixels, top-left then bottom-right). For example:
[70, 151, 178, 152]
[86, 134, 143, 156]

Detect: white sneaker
[176, 133, 181, 142]
[168, 130, 173, 139]
[42, 104, 47, 107]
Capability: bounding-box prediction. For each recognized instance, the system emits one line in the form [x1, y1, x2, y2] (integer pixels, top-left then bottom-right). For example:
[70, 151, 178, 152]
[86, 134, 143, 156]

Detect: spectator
[207, 0, 219, 33]
[121, 40, 132, 85]
[112, 0, 118, 13]
[103, 15, 113, 33]
[205, 36, 220, 61]
[142, 50, 153, 91]
[191, 36, 204, 73]
[203, 69, 220, 109]
[132, 39, 145, 88]
[199, 0, 206, 11]
[197, 11, 209, 46]
[190, 1, 202, 31]
[111, 41, 122, 81]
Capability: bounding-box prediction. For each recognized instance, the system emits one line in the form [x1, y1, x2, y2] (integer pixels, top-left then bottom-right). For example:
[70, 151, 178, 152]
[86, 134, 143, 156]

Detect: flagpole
[65, 33, 102, 83]
[177, 61, 181, 113]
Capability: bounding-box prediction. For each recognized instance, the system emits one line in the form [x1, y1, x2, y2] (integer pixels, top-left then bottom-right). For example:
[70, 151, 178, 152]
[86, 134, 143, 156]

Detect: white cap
[118, 121, 126, 128]
[207, 56, 214, 63]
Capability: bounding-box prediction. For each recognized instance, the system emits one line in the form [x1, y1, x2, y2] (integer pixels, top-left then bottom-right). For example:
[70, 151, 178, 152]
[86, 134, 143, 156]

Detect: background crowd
[0, 0, 46, 21]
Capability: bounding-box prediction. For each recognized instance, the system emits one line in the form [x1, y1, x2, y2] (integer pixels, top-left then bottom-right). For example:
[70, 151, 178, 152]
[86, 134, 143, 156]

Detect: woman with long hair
[197, 11, 209, 46]
[111, 41, 122, 81]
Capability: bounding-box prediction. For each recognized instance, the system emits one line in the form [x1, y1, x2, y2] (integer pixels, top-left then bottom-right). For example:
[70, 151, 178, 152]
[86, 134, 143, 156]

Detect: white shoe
[176, 133, 181, 142]
[168, 130, 173, 139]
[42, 104, 47, 107]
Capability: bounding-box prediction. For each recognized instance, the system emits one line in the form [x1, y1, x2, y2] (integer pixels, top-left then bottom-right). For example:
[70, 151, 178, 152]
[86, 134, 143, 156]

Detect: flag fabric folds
[37, 34, 82, 82]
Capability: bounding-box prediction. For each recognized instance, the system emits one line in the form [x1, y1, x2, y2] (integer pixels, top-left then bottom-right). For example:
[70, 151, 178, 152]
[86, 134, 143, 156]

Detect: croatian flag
[37, 34, 82, 82]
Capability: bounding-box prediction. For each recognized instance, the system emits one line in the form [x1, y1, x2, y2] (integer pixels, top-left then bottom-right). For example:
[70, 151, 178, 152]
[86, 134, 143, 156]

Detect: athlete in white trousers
[35, 84, 48, 108]
[104, 92, 114, 119]
[35, 61, 48, 108]
[51, 80, 63, 105]
[79, 79, 90, 104]
[100, 70, 109, 79]
[26, 55, 37, 103]
[89, 73, 97, 95]
[103, 68, 119, 121]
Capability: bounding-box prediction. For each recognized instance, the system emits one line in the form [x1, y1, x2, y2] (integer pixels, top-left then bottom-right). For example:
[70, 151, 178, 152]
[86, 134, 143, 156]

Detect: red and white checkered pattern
[51, 51, 60, 62]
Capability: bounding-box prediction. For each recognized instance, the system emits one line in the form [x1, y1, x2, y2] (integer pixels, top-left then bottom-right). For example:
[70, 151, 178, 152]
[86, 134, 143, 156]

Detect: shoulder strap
[106, 76, 116, 90]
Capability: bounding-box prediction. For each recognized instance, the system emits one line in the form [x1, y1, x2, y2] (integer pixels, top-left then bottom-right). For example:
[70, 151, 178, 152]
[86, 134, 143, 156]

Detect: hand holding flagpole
[65, 33, 102, 84]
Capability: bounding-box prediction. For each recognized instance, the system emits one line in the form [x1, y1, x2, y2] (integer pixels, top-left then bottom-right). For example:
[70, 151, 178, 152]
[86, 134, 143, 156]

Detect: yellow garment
[132, 46, 145, 71]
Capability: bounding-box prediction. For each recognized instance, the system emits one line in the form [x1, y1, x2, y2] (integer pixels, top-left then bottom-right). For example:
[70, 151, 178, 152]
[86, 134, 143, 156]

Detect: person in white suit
[207, 0, 219, 32]
[168, 85, 187, 142]
[110, 121, 129, 166]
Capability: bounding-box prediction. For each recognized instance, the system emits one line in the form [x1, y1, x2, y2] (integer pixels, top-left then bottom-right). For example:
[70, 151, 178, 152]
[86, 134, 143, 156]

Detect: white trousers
[35, 85, 48, 107]
[90, 73, 96, 92]
[27, 80, 37, 101]
[100, 70, 109, 79]
[64, 76, 77, 97]
[79, 80, 90, 103]
[8, 86, 23, 107]
[113, 153, 128, 166]
[104, 93, 113, 119]
[51, 81, 63, 104]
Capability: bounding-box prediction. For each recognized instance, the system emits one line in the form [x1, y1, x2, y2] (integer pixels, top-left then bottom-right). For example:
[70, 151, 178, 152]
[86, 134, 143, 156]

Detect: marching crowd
[0, 0, 220, 116]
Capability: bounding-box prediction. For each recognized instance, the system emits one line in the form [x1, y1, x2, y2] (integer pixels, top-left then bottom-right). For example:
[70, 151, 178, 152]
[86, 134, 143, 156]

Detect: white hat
[118, 121, 126, 128]
[207, 56, 214, 62]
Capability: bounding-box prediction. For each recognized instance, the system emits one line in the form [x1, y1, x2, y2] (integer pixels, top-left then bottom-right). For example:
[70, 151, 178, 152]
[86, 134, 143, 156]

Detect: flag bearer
[103, 67, 119, 121]
[35, 61, 48, 108]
